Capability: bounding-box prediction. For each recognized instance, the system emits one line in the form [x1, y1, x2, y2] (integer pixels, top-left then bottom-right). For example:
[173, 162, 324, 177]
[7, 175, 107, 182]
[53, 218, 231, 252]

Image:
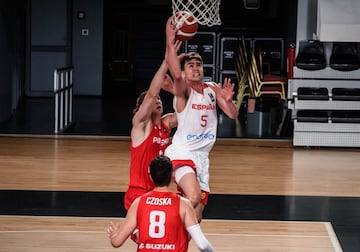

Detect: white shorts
[165, 145, 210, 192]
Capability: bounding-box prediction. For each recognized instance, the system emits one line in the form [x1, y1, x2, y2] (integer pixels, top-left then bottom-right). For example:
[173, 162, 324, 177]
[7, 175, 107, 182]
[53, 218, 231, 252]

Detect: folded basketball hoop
[172, 0, 222, 27]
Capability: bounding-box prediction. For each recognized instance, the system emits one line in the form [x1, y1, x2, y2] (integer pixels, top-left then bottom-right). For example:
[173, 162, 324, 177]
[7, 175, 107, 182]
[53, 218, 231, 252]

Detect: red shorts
[124, 187, 149, 211]
[172, 159, 196, 170]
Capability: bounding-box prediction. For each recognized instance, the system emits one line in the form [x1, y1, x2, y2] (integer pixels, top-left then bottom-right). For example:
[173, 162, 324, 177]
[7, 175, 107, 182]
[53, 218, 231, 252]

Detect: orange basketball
[174, 12, 198, 41]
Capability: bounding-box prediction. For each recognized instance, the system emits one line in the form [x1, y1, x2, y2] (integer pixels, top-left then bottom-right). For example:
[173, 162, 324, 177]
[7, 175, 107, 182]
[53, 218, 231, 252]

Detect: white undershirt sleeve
[186, 224, 215, 252]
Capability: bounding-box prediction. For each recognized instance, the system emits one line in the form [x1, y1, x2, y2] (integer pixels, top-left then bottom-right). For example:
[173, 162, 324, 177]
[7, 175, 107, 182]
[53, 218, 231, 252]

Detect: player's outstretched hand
[107, 221, 119, 238]
[221, 77, 235, 102]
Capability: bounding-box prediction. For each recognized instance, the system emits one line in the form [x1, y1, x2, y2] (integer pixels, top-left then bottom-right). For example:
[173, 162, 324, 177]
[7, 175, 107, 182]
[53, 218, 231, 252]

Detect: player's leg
[194, 202, 205, 223]
[194, 153, 210, 223]
[175, 166, 201, 209]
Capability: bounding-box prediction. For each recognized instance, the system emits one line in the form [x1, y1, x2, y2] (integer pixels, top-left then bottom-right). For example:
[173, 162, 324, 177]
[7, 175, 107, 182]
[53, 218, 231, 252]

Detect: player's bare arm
[165, 17, 189, 114]
[209, 78, 238, 119]
[181, 197, 215, 252]
[107, 198, 139, 247]
[161, 112, 178, 130]
[131, 58, 169, 147]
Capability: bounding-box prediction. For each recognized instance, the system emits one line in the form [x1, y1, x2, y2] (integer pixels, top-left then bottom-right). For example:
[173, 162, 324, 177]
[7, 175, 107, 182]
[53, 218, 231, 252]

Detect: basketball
[174, 12, 198, 41]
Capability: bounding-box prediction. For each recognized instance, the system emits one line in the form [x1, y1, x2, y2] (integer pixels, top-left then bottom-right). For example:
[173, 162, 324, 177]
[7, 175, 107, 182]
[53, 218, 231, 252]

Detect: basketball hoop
[172, 0, 222, 27]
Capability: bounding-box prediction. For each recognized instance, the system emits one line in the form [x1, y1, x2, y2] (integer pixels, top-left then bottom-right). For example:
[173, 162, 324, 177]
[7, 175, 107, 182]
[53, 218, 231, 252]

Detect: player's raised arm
[165, 17, 187, 97]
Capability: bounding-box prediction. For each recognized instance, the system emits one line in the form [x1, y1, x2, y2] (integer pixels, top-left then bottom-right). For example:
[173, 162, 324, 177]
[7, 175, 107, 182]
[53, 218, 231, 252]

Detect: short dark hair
[180, 52, 203, 70]
[149, 155, 173, 187]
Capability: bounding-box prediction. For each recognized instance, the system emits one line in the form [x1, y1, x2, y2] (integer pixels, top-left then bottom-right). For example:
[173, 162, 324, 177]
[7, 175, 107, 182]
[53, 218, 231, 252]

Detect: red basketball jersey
[137, 191, 189, 252]
[129, 122, 171, 191]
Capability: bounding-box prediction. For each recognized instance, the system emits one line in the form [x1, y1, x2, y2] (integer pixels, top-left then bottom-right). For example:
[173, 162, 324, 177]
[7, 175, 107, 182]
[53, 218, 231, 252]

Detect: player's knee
[187, 191, 201, 207]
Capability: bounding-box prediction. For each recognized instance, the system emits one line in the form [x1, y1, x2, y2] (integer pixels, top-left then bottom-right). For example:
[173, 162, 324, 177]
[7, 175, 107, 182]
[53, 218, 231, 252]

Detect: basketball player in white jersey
[164, 17, 239, 222]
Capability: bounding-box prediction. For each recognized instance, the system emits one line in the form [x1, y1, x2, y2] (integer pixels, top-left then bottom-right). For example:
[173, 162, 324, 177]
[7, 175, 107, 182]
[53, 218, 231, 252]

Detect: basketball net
[172, 0, 222, 27]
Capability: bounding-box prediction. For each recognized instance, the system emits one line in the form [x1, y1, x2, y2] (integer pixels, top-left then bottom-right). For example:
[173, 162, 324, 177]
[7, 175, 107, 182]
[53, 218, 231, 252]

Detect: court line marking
[0, 216, 342, 251]
[325, 222, 343, 252]
[0, 230, 332, 238]
[0, 223, 341, 251]
[0, 215, 337, 224]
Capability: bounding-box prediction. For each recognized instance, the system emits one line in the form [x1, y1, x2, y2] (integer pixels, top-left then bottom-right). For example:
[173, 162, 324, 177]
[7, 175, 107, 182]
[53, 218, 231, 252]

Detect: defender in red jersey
[108, 156, 214, 252]
[123, 43, 181, 211]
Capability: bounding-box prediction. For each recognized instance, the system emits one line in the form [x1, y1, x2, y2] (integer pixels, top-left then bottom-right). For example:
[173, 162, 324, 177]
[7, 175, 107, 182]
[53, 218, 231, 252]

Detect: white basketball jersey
[171, 83, 218, 153]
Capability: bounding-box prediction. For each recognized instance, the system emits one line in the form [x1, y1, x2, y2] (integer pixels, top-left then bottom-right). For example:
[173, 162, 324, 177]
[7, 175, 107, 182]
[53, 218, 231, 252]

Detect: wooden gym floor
[0, 136, 359, 251]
